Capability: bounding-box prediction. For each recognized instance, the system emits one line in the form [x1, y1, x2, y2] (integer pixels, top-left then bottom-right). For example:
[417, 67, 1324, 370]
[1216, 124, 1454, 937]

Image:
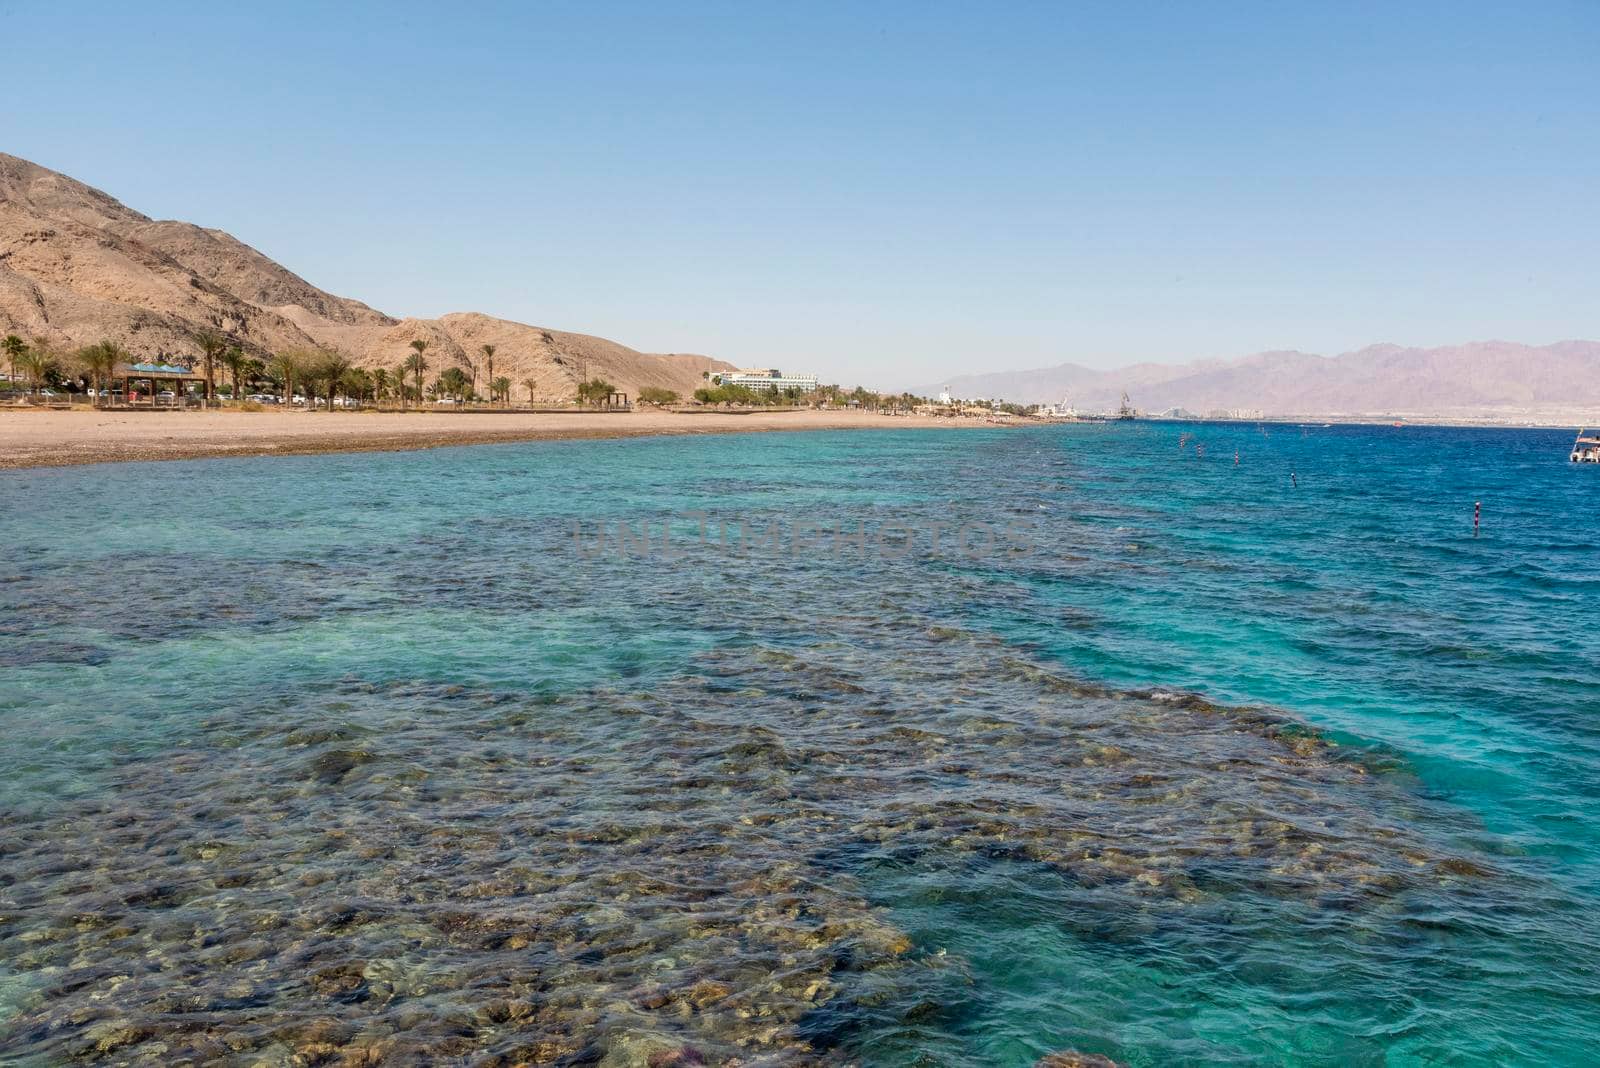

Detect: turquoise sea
[2, 422, 1597, 1066]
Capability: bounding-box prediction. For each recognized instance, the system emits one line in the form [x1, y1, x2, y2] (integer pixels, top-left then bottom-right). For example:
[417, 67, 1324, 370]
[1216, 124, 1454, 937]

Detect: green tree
[190, 328, 227, 402]
[271, 349, 312, 406]
[406, 340, 430, 405]
[455, 351, 477, 402]
[491, 375, 511, 404]
[77, 340, 123, 406]
[438, 365, 470, 402]
[692, 384, 759, 406]
[373, 367, 391, 404]
[637, 386, 679, 406]
[16, 346, 58, 396]
[2, 335, 26, 388]
[522, 377, 538, 406]
[343, 366, 373, 404]
[314, 349, 354, 411]
[481, 344, 497, 405]
[576, 377, 617, 407]
[220, 346, 249, 401]
[392, 362, 410, 407]
[242, 358, 265, 397]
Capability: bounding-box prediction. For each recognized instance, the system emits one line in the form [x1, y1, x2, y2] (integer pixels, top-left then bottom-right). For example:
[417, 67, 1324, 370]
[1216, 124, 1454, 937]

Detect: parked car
[246, 393, 277, 404]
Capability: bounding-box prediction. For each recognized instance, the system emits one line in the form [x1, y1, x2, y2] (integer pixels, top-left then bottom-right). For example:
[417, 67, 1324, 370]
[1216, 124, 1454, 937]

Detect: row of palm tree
[4, 330, 258, 405]
[5, 329, 548, 408]
[4, 335, 129, 404]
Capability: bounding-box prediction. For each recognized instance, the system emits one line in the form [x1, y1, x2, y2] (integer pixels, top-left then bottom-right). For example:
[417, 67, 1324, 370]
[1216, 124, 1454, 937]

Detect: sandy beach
[0, 407, 974, 470]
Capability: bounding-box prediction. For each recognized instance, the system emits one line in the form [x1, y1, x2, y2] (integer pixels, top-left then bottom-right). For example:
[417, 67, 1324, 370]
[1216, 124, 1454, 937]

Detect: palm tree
[220, 346, 248, 401]
[341, 366, 373, 406]
[271, 349, 311, 406]
[314, 349, 354, 411]
[373, 368, 391, 405]
[439, 365, 470, 403]
[391, 362, 409, 408]
[522, 377, 537, 407]
[492, 376, 511, 405]
[16, 347, 58, 396]
[454, 351, 478, 403]
[481, 345, 497, 406]
[243, 357, 265, 397]
[190, 328, 227, 402]
[2, 335, 26, 390]
[78, 340, 123, 406]
[406, 340, 430, 406]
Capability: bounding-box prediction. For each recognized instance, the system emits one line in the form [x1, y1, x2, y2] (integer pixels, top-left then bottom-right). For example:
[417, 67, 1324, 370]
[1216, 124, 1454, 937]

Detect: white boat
[1571, 429, 1600, 463]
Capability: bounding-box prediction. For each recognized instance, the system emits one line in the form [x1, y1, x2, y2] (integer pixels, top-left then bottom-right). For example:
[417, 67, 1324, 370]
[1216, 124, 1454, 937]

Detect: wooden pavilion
[113, 361, 213, 407]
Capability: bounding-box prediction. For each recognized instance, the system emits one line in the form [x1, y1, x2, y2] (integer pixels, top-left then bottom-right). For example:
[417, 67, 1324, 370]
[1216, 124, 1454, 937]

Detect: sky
[3, 0, 1597, 388]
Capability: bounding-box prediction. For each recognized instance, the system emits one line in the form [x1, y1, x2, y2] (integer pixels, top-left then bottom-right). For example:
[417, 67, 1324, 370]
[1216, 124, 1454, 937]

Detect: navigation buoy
[1474, 500, 1481, 538]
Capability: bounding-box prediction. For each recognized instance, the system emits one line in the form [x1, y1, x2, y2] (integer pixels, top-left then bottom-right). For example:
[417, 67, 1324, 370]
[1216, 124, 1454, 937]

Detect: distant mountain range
[0, 153, 729, 401]
[6, 152, 1593, 421]
[923, 340, 1600, 421]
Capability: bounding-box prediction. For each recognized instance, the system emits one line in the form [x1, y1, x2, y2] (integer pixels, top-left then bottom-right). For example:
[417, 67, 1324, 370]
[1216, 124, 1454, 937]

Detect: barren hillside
[0, 153, 730, 400]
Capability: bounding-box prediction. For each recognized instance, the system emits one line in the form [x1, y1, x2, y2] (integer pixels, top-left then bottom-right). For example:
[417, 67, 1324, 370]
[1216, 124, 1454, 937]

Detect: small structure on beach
[114, 361, 211, 407]
[1572, 429, 1600, 463]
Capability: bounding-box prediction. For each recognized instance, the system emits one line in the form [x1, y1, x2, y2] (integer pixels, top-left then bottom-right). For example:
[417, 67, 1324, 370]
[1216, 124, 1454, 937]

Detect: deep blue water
[1, 422, 1596, 1066]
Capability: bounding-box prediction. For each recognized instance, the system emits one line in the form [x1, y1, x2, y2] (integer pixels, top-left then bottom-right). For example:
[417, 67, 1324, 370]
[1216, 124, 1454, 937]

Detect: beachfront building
[113, 360, 213, 407]
[718, 368, 819, 392]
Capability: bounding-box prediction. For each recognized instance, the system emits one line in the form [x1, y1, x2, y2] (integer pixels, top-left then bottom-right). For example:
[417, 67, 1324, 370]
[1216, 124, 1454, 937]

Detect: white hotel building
[718, 368, 819, 392]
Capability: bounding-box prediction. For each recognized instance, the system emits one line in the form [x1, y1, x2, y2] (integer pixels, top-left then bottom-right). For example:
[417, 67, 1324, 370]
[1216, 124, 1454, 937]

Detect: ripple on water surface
[2, 424, 1598, 1066]
[1, 627, 1573, 1066]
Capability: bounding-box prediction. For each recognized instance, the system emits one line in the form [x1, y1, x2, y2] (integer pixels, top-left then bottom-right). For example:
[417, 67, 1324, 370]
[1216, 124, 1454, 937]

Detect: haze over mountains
[3, 151, 1594, 421]
[0, 153, 728, 402]
[927, 340, 1600, 421]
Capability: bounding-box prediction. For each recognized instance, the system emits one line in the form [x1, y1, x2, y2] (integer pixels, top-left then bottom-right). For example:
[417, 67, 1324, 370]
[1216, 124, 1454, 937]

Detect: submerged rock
[1037, 1053, 1124, 1068]
[0, 646, 1499, 1064]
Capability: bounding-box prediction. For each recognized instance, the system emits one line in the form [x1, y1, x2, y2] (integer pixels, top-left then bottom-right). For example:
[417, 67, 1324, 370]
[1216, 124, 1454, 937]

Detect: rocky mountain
[0, 153, 728, 402]
[926, 340, 1600, 421]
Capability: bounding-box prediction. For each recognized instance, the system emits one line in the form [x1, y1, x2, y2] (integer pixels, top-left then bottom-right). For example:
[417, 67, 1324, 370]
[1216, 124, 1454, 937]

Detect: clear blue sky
[4, 1, 1596, 387]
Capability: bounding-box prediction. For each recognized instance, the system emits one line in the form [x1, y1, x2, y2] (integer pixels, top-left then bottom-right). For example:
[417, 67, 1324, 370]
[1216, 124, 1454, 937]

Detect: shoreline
[0, 407, 987, 471]
[4, 407, 1587, 472]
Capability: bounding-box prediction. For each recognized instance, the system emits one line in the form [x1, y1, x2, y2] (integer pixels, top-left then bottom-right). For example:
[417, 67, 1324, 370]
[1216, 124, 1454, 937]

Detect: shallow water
[1, 423, 1597, 1065]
